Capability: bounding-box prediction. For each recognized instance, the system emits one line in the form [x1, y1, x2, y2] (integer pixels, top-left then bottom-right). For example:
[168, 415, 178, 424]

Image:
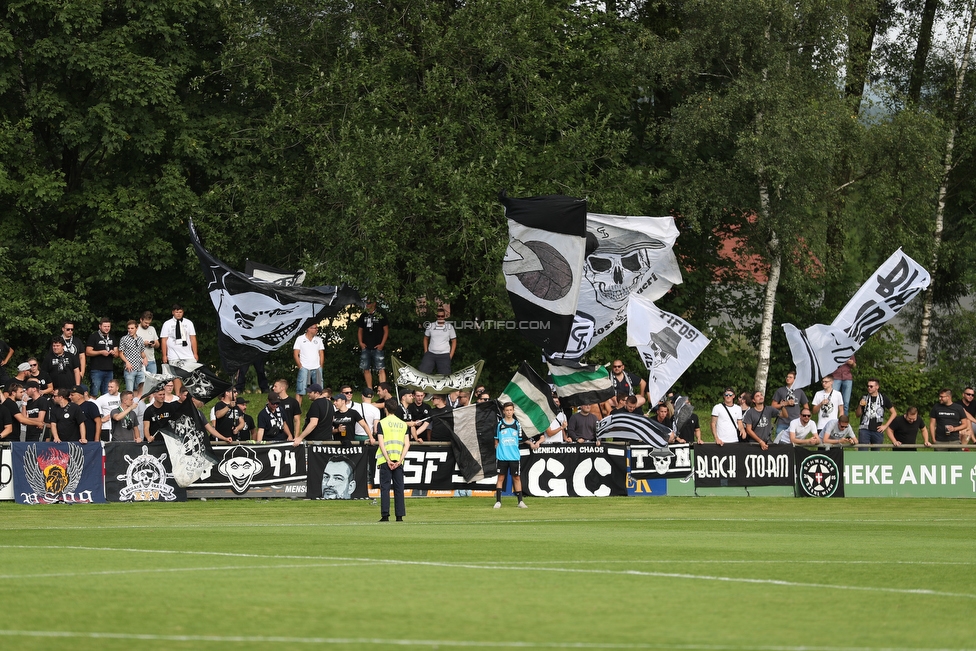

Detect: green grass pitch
[0, 497, 973, 651]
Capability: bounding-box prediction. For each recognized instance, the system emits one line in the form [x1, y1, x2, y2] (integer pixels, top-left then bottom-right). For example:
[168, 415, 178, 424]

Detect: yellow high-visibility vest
[376, 414, 408, 464]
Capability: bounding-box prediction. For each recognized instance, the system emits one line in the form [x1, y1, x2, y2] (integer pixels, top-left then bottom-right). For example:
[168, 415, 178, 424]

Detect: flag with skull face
[548, 213, 681, 360]
[158, 398, 220, 488]
[189, 221, 362, 373]
[627, 293, 710, 406]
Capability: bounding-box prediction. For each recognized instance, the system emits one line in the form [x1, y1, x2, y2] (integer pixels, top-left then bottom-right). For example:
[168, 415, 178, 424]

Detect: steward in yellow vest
[376, 400, 411, 522]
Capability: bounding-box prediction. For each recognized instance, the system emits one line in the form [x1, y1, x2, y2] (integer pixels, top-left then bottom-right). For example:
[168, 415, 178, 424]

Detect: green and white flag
[498, 362, 558, 437]
[547, 360, 614, 407]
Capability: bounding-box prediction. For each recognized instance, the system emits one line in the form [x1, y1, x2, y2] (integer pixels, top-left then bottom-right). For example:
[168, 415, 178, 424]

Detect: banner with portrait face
[104, 442, 187, 502]
[185, 442, 307, 498]
[307, 445, 371, 500]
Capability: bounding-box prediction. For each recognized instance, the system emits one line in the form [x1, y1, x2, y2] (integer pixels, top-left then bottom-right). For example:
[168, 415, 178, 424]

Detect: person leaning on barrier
[930, 388, 968, 451]
[539, 394, 568, 444]
[886, 407, 930, 450]
[567, 403, 599, 444]
[785, 409, 820, 446]
[743, 391, 777, 450]
[711, 388, 745, 446]
[821, 415, 857, 448]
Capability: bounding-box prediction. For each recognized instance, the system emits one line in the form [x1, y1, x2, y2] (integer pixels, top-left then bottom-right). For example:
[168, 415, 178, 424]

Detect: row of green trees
[2, 0, 974, 401]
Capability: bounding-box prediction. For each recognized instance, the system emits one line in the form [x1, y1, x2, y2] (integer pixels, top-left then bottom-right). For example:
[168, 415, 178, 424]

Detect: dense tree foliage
[2, 0, 972, 399]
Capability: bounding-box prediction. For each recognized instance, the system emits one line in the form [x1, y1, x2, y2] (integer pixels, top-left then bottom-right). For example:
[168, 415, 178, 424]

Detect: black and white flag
[244, 260, 306, 286]
[627, 294, 710, 405]
[162, 362, 231, 403]
[189, 221, 362, 373]
[500, 191, 587, 352]
[783, 249, 930, 389]
[549, 213, 681, 360]
[596, 412, 673, 452]
[158, 398, 219, 488]
[391, 357, 483, 394]
[430, 402, 500, 482]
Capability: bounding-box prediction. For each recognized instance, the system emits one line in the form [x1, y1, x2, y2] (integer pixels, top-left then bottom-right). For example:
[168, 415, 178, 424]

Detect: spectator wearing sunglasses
[711, 388, 745, 446]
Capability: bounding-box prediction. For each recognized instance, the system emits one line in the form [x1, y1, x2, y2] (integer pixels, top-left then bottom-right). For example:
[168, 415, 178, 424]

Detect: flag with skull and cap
[189, 221, 362, 373]
[548, 213, 681, 360]
[627, 293, 710, 405]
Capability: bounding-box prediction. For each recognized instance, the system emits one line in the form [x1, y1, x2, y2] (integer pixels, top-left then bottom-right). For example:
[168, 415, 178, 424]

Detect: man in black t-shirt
[406, 390, 432, 442]
[44, 339, 81, 390]
[58, 320, 87, 378]
[332, 393, 365, 446]
[71, 385, 102, 442]
[294, 384, 335, 444]
[886, 407, 929, 450]
[0, 338, 13, 385]
[50, 388, 86, 442]
[930, 389, 967, 450]
[236, 397, 255, 440]
[272, 379, 301, 440]
[23, 381, 52, 441]
[357, 300, 389, 389]
[143, 388, 176, 443]
[213, 388, 244, 441]
[609, 360, 646, 408]
[25, 358, 54, 395]
[257, 392, 290, 442]
[86, 317, 118, 397]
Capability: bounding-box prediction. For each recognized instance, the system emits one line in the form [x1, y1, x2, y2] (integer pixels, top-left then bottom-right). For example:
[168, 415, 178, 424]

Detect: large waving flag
[391, 357, 483, 394]
[189, 221, 362, 373]
[549, 213, 681, 360]
[500, 192, 588, 352]
[627, 294, 711, 405]
[498, 361, 559, 438]
[547, 359, 614, 407]
[430, 402, 500, 482]
[784, 249, 930, 389]
[159, 398, 219, 487]
[596, 412, 673, 451]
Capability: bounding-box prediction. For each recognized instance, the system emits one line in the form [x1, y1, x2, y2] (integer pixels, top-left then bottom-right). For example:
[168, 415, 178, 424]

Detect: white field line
[0, 629, 972, 651]
[0, 562, 370, 580]
[1, 516, 972, 531]
[0, 545, 971, 599]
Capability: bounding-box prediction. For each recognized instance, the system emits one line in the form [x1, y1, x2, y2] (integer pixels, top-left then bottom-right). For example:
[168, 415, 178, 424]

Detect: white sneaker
[517, 502, 528, 509]
[493, 502, 501, 509]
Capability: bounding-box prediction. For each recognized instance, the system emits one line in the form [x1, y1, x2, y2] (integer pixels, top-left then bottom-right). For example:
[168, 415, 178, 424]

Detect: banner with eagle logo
[12, 442, 106, 504]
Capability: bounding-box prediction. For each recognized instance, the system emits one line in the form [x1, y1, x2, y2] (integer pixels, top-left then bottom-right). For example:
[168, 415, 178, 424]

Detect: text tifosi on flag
[430, 402, 500, 482]
[549, 212, 681, 360]
[500, 191, 587, 352]
[498, 361, 559, 438]
[783, 249, 930, 389]
[391, 357, 483, 394]
[547, 359, 614, 407]
[189, 220, 361, 373]
[627, 294, 710, 405]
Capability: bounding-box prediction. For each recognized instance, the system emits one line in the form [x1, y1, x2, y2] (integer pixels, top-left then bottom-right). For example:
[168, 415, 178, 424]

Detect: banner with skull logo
[784, 248, 930, 389]
[500, 192, 588, 352]
[549, 213, 681, 360]
[627, 294, 710, 405]
[189, 221, 362, 373]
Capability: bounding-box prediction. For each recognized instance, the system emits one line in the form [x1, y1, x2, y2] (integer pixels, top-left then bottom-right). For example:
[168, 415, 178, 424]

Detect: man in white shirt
[780, 409, 821, 446]
[353, 387, 381, 445]
[419, 308, 456, 374]
[822, 415, 857, 447]
[292, 324, 324, 406]
[540, 394, 568, 444]
[811, 375, 844, 432]
[160, 304, 198, 394]
[94, 379, 122, 442]
[710, 388, 744, 446]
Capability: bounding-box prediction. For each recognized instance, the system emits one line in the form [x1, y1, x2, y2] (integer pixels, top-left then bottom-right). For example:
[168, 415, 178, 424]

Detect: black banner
[186, 442, 307, 498]
[521, 444, 628, 497]
[693, 444, 795, 487]
[307, 445, 371, 499]
[105, 442, 187, 502]
[630, 444, 693, 479]
[794, 447, 845, 497]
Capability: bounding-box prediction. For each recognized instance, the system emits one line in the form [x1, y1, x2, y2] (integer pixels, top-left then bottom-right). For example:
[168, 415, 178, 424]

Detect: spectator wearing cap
[70, 384, 103, 442]
[213, 388, 244, 442]
[332, 391, 366, 446]
[293, 383, 335, 445]
[143, 386, 177, 443]
[50, 388, 86, 443]
[15, 362, 32, 383]
[256, 391, 291, 442]
[293, 323, 324, 406]
[352, 386, 380, 445]
[237, 396, 255, 440]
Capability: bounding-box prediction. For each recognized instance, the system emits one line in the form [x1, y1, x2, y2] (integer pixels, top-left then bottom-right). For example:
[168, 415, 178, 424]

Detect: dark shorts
[497, 460, 520, 477]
